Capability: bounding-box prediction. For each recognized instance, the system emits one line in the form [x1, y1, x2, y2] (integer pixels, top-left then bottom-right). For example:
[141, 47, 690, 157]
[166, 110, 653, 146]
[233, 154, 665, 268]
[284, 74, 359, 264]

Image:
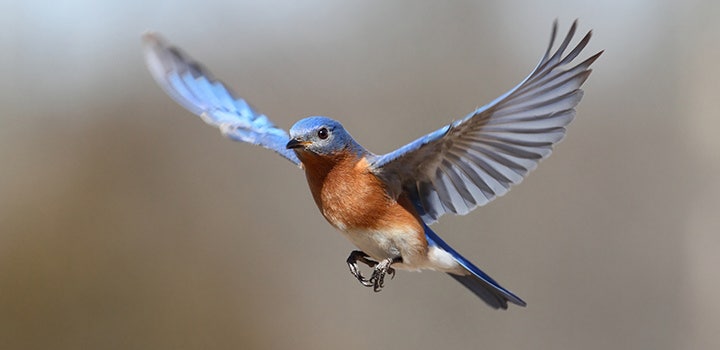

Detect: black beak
[286, 138, 306, 149]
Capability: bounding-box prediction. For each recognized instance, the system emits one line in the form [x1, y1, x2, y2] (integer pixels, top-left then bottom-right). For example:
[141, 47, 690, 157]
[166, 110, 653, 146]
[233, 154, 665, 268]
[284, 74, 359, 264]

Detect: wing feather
[143, 33, 301, 165]
[370, 21, 602, 223]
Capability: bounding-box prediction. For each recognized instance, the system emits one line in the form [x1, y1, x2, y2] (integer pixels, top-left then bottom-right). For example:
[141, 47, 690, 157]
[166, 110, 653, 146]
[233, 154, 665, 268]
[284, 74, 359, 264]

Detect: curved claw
[348, 262, 374, 286]
[369, 258, 396, 292]
[347, 250, 379, 287]
[346, 252, 400, 291]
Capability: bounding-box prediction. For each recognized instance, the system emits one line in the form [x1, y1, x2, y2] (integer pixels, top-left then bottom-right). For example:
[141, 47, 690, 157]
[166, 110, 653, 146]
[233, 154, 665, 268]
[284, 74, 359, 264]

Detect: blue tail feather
[423, 224, 526, 309]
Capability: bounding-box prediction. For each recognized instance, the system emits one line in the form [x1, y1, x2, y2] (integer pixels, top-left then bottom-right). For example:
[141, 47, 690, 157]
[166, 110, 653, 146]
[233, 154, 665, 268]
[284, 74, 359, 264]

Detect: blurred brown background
[2, 1, 719, 349]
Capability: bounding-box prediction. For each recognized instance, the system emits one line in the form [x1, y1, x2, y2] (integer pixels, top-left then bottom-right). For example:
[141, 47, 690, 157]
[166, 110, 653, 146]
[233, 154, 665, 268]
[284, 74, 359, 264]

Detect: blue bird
[143, 20, 602, 309]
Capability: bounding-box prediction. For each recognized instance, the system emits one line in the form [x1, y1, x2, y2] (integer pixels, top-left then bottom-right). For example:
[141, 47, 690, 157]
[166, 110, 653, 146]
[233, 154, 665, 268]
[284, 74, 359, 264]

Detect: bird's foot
[347, 251, 401, 292]
[368, 258, 397, 292]
[347, 250, 378, 287]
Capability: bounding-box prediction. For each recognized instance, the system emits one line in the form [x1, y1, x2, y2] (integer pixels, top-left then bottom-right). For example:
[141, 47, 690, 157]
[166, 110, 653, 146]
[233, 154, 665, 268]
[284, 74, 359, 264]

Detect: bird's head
[286, 116, 363, 157]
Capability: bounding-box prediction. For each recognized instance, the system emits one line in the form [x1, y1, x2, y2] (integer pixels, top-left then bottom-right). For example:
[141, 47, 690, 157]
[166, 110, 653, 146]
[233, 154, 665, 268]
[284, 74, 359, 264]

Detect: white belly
[342, 226, 417, 261]
[341, 226, 462, 273]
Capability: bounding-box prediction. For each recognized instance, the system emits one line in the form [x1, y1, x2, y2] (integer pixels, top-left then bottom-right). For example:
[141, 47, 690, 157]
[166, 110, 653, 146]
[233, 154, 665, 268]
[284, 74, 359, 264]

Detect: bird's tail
[447, 271, 526, 309]
[423, 225, 526, 309]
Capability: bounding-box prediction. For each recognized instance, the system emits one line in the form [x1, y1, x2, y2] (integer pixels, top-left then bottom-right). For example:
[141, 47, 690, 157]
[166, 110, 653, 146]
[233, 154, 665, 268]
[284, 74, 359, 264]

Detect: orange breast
[299, 151, 424, 234]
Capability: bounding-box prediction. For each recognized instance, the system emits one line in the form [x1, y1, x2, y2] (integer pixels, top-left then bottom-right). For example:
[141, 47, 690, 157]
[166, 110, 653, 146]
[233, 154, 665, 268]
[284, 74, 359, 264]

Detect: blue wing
[370, 21, 602, 223]
[143, 33, 301, 166]
[423, 224, 525, 309]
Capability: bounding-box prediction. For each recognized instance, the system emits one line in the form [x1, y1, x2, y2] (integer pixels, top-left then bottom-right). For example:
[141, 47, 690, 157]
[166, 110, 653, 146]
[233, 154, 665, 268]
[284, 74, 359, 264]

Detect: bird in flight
[143, 20, 601, 309]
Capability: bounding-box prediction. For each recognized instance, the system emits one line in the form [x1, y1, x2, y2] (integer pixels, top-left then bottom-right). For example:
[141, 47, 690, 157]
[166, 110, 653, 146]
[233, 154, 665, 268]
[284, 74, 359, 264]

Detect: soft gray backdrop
[2, 1, 718, 349]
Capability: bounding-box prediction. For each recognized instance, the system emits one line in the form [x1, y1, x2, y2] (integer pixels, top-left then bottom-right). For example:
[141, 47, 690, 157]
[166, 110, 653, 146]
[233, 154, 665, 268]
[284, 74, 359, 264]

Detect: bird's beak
[286, 138, 309, 149]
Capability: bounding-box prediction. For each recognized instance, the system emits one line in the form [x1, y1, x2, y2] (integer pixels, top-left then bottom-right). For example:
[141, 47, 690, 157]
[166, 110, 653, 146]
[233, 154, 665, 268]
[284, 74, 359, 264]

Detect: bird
[143, 20, 602, 309]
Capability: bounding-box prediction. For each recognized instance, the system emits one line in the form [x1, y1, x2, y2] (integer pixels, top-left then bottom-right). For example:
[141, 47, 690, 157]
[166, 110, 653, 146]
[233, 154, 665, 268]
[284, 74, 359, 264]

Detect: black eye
[317, 127, 329, 139]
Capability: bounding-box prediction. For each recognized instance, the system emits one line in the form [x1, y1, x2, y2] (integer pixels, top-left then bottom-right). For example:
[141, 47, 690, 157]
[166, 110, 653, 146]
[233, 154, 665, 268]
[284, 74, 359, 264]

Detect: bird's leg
[369, 257, 402, 292]
[346, 250, 378, 287]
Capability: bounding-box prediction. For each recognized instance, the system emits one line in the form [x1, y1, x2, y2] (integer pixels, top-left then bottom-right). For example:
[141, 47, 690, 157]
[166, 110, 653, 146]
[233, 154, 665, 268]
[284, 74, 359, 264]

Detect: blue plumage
[370, 20, 602, 224]
[143, 33, 301, 165]
[423, 223, 525, 309]
[143, 21, 601, 309]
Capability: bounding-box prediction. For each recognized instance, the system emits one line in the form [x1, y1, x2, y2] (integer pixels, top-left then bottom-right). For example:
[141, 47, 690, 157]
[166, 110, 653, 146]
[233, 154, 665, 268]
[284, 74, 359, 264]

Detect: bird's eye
[317, 127, 329, 140]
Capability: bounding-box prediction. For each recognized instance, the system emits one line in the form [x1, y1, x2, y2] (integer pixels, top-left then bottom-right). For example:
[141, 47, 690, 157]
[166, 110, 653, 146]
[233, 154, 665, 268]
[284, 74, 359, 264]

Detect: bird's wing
[370, 21, 602, 224]
[143, 33, 301, 166]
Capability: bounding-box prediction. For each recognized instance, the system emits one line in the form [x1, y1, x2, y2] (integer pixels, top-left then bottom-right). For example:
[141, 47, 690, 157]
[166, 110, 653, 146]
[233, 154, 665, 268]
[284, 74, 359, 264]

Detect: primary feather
[143, 33, 301, 165]
[370, 20, 603, 224]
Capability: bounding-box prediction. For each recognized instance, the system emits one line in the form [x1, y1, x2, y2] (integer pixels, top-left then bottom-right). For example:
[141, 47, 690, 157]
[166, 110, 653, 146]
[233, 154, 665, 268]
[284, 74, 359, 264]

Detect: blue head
[286, 116, 364, 157]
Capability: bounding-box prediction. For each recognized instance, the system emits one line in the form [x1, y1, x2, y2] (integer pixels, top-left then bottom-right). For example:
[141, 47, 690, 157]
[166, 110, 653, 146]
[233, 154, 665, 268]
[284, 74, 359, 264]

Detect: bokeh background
[2, 1, 719, 349]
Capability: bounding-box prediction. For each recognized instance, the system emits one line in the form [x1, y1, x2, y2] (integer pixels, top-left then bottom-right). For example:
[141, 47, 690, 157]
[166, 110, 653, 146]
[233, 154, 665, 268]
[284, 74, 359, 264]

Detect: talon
[346, 252, 401, 291]
[348, 261, 372, 286]
[346, 250, 378, 287]
[369, 257, 396, 292]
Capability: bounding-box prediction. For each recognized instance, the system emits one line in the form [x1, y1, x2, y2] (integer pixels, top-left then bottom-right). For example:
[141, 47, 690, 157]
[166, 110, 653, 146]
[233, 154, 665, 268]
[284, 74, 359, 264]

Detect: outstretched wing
[143, 33, 301, 166]
[370, 20, 602, 224]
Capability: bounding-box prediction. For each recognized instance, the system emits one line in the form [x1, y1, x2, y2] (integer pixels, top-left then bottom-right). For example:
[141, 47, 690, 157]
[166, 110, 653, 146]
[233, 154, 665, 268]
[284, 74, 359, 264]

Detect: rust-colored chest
[297, 151, 422, 233]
